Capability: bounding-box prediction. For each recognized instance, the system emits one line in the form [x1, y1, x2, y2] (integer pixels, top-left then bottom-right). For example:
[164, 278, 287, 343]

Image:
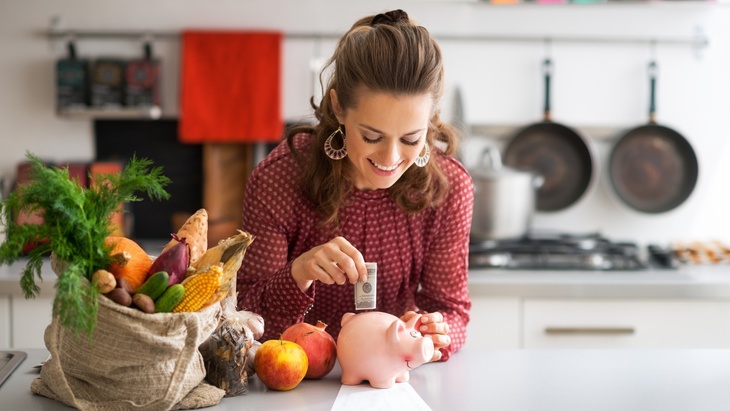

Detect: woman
[237, 9, 473, 361]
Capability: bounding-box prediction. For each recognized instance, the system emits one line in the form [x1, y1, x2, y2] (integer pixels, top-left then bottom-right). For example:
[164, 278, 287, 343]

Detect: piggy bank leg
[395, 370, 410, 383]
[369, 378, 397, 389]
[341, 372, 366, 386]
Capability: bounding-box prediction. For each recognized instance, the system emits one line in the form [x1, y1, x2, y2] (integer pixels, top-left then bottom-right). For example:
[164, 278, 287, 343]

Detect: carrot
[163, 208, 208, 265]
[105, 236, 153, 291]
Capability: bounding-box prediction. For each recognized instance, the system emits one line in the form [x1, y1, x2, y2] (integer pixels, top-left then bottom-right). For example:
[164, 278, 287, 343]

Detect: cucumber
[135, 271, 169, 300]
[155, 284, 185, 313]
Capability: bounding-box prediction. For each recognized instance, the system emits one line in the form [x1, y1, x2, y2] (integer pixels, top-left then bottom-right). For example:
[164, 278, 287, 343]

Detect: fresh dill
[0, 152, 170, 337]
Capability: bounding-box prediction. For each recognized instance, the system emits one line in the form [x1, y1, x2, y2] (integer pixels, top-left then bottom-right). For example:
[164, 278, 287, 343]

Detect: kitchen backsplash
[0, 0, 728, 245]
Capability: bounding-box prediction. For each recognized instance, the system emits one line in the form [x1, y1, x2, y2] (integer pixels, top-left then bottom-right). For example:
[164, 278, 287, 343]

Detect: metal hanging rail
[43, 29, 709, 50]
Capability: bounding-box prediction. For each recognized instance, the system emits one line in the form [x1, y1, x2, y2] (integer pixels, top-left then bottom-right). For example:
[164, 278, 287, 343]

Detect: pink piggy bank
[337, 311, 435, 389]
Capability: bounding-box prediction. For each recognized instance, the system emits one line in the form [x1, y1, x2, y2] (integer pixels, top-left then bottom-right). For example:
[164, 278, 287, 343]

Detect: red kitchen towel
[179, 30, 283, 143]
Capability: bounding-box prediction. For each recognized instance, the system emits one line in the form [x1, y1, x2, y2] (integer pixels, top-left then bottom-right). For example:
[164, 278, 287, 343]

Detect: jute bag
[30, 294, 225, 411]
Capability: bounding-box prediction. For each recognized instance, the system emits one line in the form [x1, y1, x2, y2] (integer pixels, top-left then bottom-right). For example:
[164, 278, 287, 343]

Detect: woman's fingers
[329, 237, 368, 283]
[293, 237, 366, 289]
[430, 333, 451, 350]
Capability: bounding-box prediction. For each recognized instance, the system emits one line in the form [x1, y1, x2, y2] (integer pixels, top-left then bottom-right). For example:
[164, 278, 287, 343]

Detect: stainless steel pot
[469, 147, 543, 242]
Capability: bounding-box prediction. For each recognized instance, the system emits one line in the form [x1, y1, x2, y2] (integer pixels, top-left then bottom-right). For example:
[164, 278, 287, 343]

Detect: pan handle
[543, 58, 553, 122]
[648, 60, 658, 124]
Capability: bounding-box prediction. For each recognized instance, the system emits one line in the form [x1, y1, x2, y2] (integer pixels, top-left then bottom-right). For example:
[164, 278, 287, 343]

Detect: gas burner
[469, 231, 651, 271]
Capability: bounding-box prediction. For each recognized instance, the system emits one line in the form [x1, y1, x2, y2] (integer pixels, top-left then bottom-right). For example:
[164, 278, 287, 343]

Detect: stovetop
[469, 232, 678, 271]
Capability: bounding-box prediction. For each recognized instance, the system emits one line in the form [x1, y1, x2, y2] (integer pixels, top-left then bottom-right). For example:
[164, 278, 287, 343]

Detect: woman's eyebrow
[360, 124, 425, 137]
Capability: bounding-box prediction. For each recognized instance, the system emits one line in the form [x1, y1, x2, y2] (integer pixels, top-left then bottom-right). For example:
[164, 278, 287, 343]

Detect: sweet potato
[163, 208, 208, 265]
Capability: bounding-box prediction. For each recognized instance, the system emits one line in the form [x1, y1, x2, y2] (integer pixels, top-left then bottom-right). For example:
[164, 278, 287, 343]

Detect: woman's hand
[291, 236, 368, 292]
[402, 311, 451, 362]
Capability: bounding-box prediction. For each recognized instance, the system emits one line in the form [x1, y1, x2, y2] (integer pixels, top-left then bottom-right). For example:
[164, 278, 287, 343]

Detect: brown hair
[287, 10, 459, 228]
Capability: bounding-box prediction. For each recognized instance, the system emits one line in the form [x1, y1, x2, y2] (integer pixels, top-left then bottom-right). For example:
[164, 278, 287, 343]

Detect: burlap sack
[30, 294, 225, 411]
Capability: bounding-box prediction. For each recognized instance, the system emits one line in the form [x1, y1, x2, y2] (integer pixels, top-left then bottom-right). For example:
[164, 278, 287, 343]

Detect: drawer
[465, 297, 521, 349]
[523, 299, 730, 349]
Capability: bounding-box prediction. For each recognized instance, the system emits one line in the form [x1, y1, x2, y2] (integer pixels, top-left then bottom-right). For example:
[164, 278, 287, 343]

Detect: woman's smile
[369, 159, 402, 175]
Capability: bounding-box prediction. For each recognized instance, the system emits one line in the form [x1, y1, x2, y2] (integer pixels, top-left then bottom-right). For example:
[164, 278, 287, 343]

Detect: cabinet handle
[545, 327, 635, 335]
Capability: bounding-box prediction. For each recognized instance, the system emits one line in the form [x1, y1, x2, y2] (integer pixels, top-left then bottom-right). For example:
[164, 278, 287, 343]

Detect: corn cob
[172, 264, 222, 312]
[191, 230, 254, 273]
[207, 231, 254, 307]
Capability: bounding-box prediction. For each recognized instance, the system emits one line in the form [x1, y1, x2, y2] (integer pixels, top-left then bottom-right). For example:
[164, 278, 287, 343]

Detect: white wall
[0, 0, 728, 245]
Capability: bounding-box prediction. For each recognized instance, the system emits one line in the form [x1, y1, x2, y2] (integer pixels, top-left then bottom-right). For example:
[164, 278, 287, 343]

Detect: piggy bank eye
[410, 330, 421, 338]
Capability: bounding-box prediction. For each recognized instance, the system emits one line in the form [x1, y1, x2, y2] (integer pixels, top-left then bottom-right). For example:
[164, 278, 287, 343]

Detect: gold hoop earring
[414, 144, 430, 168]
[324, 126, 347, 160]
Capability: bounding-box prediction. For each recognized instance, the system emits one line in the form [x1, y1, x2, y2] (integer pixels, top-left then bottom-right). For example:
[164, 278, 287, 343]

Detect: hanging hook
[649, 38, 657, 62]
[142, 32, 154, 60]
[543, 37, 553, 60]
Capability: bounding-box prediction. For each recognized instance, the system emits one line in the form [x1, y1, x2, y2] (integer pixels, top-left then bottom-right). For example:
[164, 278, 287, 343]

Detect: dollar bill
[355, 262, 377, 310]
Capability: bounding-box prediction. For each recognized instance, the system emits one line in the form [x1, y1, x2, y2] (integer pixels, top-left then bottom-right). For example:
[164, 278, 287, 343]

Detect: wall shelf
[42, 28, 708, 51]
[57, 106, 162, 120]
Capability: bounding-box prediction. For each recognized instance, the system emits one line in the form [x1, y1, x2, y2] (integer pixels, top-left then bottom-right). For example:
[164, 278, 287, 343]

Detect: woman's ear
[330, 89, 344, 123]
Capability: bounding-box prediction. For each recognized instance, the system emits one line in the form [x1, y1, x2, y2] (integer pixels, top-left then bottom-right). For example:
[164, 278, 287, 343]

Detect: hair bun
[371, 9, 409, 26]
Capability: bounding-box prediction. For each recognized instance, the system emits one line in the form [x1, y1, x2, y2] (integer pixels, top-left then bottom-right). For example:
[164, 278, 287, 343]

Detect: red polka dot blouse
[237, 133, 474, 360]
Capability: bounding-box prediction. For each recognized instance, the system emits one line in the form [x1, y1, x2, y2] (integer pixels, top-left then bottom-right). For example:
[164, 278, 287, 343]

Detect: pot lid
[469, 147, 536, 180]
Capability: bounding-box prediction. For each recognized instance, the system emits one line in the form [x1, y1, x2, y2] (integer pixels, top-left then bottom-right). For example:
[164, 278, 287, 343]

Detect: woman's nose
[380, 141, 400, 164]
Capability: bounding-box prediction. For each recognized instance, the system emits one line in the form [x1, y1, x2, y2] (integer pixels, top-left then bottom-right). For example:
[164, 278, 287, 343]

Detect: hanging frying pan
[503, 58, 596, 212]
[607, 61, 698, 214]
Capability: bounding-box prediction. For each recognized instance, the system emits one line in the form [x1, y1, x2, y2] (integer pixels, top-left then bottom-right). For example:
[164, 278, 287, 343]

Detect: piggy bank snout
[415, 335, 435, 364]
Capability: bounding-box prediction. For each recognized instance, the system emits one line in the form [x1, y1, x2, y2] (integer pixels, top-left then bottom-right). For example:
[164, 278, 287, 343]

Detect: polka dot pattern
[237, 133, 474, 360]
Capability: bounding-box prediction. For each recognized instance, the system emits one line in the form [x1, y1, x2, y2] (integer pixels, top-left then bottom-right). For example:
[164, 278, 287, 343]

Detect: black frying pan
[504, 58, 596, 212]
[607, 61, 698, 214]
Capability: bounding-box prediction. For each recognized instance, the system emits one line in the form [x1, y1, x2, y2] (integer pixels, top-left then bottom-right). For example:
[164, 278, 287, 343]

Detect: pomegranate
[281, 320, 337, 379]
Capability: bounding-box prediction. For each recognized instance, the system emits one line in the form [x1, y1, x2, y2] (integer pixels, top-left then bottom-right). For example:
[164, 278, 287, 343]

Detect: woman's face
[331, 88, 432, 191]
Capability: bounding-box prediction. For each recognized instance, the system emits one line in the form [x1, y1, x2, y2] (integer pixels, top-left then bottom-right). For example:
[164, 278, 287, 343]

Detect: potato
[92, 269, 116, 294]
[105, 287, 132, 307]
[132, 293, 156, 314]
[115, 277, 135, 295]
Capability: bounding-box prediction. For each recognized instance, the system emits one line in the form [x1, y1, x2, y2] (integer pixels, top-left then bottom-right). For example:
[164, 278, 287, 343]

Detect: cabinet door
[0, 296, 9, 349]
[11, 296, 53, 348]
[524, 299, 730, 349]
[465, 297, 521, 349]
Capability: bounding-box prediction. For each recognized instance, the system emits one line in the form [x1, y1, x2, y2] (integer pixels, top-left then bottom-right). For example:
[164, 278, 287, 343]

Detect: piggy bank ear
[341, 312, 356, 327]
[387, 320, 406, 343]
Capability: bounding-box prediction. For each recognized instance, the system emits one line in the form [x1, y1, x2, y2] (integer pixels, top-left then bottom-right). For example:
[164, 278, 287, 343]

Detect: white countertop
[2, 258, 730, 300]
[468, 265, 730, 299]
[2, 348, 730, 411]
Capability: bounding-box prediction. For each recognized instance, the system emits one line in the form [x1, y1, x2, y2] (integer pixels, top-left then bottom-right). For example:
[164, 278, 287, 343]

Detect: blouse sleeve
[415, 159, 474, 361]
[236, 160, 315, 341]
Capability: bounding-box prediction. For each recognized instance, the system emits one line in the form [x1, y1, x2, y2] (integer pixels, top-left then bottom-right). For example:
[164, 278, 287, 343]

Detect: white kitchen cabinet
[523, 299, 730, 349]
[11, 295, 53, 348]
[465, 297, 521, 349]
[0, 296, 9, 349]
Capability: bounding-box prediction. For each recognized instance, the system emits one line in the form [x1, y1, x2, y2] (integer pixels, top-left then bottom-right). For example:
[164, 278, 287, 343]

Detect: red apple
[253, 339, 308, 391]
[281, 321, 337, 379]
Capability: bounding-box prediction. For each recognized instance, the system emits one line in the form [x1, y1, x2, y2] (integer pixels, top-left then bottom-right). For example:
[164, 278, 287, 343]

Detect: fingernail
[420, 325, 427, 331]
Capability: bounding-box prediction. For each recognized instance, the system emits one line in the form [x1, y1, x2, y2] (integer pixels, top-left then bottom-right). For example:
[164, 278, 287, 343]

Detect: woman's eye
[362, 135, 381, 144]
[401, 138, 420, 146]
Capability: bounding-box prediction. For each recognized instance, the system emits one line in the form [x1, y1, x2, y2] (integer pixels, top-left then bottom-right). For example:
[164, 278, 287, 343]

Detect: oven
[468, 231, 679, 271]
